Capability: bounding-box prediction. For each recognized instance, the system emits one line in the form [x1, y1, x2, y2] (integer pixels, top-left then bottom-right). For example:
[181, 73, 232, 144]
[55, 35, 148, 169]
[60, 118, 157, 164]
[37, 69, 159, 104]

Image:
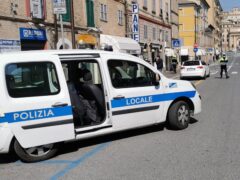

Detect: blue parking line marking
[50, 142, 110, 180]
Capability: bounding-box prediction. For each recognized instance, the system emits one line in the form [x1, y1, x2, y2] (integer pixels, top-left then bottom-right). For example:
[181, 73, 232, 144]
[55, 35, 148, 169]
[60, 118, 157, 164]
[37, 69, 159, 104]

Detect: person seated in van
[78, 69, 103, 125]
[67, 81, 85, 126]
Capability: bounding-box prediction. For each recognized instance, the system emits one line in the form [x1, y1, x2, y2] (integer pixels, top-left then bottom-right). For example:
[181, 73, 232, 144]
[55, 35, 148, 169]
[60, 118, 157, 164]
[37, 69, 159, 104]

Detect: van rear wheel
[14, 140, 58, 162]
[168, 101, 190, 130]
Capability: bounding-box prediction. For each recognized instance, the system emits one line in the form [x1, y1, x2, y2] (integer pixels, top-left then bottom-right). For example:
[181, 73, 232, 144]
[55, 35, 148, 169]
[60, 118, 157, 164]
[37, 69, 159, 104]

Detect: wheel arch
[167, 96, 195, 117]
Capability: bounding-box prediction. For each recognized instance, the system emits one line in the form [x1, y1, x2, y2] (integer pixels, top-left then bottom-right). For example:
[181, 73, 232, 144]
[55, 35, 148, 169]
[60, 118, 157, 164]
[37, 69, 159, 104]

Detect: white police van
[0, 50, 201, 162]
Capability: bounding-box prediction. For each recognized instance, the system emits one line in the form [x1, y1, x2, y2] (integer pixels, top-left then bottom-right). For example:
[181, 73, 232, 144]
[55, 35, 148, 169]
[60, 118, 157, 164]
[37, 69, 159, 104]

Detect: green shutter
[86, 0, 95, 27]
[62, 0, 71, 22]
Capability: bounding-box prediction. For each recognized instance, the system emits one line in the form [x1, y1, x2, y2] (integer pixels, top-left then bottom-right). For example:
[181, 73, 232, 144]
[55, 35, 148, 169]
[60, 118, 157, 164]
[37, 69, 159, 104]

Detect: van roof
[0, 49, 135, 59]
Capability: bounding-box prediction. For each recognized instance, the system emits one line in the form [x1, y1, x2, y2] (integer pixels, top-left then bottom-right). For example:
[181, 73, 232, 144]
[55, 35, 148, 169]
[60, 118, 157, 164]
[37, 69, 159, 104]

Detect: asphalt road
[1, 54, 240, 180]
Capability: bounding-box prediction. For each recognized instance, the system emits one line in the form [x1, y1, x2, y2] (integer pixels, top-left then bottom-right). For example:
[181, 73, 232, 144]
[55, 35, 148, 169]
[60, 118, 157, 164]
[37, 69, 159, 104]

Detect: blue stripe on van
[111, 91, 196, 108]
[0, 106, 72, 123]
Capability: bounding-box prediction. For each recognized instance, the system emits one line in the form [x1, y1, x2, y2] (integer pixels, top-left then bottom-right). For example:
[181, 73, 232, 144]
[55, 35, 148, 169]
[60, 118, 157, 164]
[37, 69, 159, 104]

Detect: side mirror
[153, 74, 161, 86]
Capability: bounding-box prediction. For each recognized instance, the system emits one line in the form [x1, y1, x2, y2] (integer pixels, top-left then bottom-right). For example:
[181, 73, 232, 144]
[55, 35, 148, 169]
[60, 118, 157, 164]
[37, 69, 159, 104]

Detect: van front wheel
[14, 140, 58, 162]
[168, 101, 190, 130]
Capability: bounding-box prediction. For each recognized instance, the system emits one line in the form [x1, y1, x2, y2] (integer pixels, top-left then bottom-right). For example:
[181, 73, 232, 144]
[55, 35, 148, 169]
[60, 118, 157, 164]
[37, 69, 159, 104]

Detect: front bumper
[192, 91, 202, 115]
[180, 71, 205, 78]
[0, 123, 14, 153]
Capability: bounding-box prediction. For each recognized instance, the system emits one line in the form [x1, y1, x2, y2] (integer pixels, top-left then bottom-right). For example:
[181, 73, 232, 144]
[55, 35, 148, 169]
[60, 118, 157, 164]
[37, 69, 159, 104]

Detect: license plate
[187, 68, 195, 71]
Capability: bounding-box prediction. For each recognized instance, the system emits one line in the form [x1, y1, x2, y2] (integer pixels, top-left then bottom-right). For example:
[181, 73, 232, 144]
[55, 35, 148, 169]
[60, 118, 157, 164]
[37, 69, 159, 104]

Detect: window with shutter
[86, 0, 95, 27]
[62, 0, 71, 22]
[30, 0, 43, 19]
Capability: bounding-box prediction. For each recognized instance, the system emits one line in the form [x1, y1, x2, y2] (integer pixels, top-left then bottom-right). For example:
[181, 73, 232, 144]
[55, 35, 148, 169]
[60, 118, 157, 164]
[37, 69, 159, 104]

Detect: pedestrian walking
[156, 56, 163, 72]
[219, 53, 229, 79]
[171, 56, 178, 73]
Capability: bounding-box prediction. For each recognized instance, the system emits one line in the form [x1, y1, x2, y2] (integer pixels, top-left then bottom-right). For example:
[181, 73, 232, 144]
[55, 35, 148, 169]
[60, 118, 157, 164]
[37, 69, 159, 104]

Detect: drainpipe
[124, 0, 129, 37]
[194, 9, 197, 60]
[70, 0, 76, 49]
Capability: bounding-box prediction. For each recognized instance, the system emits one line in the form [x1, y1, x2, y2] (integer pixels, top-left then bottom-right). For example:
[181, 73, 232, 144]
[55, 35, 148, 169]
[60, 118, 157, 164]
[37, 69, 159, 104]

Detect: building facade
[178, 0, 210, 62]
[126, 0, 172, 69]
[221, 8, 240, 52]
[206, 0, 222, 59]
[1, 0, 179, 68]
[0, 0, 126, 52]
[171, 0, 179, 42]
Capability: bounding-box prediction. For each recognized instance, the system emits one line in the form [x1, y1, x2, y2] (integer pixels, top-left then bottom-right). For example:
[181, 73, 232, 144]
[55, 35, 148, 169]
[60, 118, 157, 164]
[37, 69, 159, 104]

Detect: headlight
[191, 82, 196, 89]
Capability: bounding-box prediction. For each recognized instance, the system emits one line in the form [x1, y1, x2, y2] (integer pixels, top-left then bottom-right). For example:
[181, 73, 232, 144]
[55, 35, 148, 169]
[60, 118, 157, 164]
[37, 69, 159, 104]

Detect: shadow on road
[214, 76, 230, 79]
[57, 124, 166, 157]
[190, 117, 198, 124]
[181, 77, 204, 81]
[165, 117, 198, 131]
[0, 153, 18, 164]
[0, 118, 199, 163]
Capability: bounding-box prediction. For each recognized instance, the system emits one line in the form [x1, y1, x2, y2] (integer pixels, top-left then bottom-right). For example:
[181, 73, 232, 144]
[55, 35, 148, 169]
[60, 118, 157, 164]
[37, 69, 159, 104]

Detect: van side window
[108, 60, 155, 88]
[5, 62, 60, 98]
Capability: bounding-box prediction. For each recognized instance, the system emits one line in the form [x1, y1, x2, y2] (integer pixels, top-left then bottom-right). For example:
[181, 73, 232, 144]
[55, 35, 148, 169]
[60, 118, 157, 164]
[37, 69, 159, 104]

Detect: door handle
[52, 102, 68, 107]
[113, 95, 125, 100]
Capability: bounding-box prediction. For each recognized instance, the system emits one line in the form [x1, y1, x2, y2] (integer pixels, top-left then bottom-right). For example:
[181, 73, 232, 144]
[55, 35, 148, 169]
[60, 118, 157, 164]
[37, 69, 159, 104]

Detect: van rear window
[5, 62, 60, 98]
[183, 61, 200, 66]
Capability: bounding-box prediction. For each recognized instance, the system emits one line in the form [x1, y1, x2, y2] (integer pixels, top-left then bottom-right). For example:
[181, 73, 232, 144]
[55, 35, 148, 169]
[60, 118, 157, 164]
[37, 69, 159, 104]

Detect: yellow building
[178, 0, 210, 62]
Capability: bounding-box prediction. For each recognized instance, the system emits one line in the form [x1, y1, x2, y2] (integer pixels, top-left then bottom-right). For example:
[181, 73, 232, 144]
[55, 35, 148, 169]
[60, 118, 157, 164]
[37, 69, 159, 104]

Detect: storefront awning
[180, 48, 189, 56]
[100, 34, 141, 55]
[77, 34, 97, 45]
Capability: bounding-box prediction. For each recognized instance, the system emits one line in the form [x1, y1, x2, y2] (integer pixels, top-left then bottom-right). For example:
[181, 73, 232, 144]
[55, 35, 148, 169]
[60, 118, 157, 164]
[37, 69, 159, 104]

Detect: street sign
[132, 3, 139, 42]
[52, 0, 66, 14]
[172, 39, 181, 48]
[193, 47, 198, 53]
[19, 28, 47, 41]
[0, 39, 21, 53]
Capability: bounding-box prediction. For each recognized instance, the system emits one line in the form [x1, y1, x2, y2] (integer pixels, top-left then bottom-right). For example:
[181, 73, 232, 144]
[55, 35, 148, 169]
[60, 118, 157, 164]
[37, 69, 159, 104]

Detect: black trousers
[220, 65, 228, 78]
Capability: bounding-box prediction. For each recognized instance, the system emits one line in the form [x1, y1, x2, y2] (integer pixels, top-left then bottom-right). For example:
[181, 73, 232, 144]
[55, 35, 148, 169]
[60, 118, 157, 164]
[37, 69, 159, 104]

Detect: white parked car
[180, 60, 210, 79]
[0, 50, 201, 162]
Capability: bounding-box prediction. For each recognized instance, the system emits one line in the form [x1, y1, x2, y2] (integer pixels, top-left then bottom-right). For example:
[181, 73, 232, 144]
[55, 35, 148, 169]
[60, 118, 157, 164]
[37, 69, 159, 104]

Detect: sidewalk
[161, 69, 180, 79]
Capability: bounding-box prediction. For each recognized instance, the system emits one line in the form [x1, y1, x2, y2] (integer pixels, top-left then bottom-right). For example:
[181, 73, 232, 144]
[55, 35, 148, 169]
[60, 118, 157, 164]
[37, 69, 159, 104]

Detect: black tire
[14, 140, 58, 163]
[168, 101, 190, 130]
[202, 72, 206, 80]
[207, 71, 211, 77]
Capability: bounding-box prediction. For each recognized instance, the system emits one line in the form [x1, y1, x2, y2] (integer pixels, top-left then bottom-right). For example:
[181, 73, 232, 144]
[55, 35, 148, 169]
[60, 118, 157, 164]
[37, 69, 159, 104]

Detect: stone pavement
[161, 69, 180, 79]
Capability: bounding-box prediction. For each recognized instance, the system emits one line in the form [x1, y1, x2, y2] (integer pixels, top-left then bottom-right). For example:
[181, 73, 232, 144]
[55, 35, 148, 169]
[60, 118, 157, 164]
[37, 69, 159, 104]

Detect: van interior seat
[80, 71, 105, 115]
[67, 81, 84, 125]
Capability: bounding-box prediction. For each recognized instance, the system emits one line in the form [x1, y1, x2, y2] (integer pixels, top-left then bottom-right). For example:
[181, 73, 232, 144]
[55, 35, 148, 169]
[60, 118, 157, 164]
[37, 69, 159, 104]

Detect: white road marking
[211, 71, 218, 75]
[231, 72, 238, 74]
[209, 63, 219, 67]
[227, 58, 236, 71]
